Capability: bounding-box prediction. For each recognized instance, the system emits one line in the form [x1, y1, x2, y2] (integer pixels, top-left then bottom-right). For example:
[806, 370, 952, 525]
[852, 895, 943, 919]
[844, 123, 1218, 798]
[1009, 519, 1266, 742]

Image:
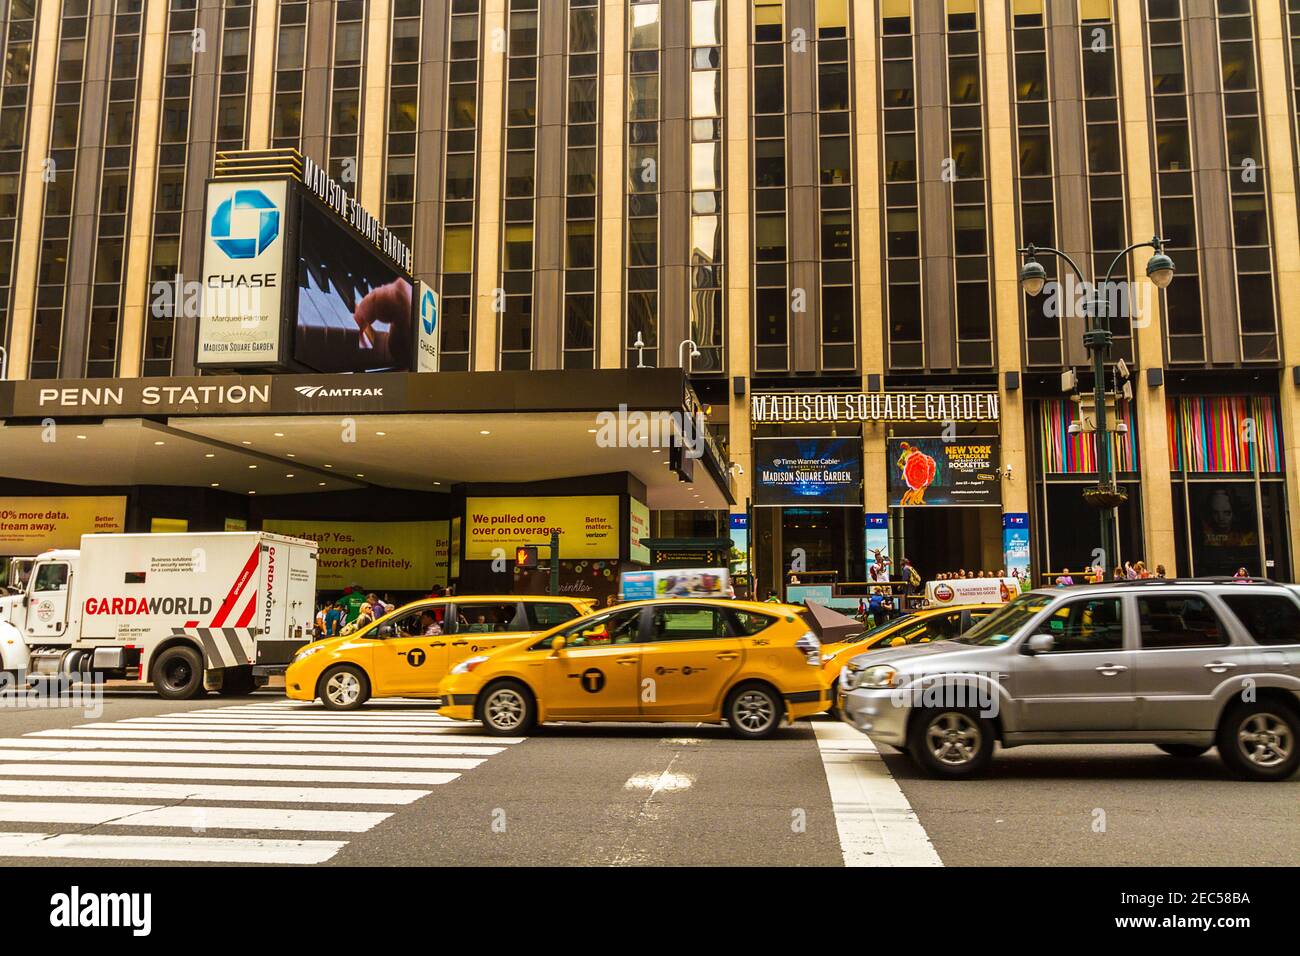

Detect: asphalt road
[0, 688, 1293, 866]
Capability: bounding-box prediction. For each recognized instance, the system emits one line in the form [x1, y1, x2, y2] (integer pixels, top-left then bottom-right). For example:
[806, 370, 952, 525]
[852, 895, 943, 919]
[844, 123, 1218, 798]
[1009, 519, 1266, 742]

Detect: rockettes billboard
[888, 438, 1002, 508]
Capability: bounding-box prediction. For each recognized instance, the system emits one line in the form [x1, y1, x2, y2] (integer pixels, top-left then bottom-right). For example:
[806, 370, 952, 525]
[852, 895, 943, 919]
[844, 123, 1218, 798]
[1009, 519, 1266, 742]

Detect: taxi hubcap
[734, 691, 775, 732]
[486, 690, 525, 729]
[926, 712, 981, 765]
[326, 671, 360, 706]
[1238, 713, 1292, 767]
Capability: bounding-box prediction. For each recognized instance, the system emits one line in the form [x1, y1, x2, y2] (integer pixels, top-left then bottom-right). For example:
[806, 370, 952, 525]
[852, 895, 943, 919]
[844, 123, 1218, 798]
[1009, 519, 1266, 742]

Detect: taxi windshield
[952, 594, 1051, 646]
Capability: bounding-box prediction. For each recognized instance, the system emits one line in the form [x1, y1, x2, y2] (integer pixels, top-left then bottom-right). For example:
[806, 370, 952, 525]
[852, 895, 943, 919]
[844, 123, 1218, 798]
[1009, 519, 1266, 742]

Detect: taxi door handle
[716, 653, 739, 661]
[616, 657, 637, 665]
[428, 642, 445, 648]
[451, 640, 469, 647]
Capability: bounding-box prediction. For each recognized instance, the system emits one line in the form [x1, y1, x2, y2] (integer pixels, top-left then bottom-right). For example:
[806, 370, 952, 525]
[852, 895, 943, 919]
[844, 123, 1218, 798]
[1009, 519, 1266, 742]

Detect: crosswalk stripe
[0, 802, 391, 833]
[38, 727, 516, 744]
[0, 749, 486, 770]
[0, 737, 503, 757]
[0, 780, 430, 805]
[0, 763, 462, 785]
[0, 831, 347, 865]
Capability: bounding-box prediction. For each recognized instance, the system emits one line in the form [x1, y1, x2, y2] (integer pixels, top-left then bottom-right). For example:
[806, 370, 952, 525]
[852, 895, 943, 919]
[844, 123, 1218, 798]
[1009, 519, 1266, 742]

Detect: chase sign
[210, 188, 281, 259]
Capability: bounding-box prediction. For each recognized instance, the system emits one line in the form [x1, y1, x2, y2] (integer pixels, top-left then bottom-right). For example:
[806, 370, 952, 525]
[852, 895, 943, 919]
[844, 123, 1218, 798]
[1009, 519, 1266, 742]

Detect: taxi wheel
[318, 665, 370, 711]
[478, 681, 537, 736]
[725, 682, 783, 740]
[825, 678, 840, 719]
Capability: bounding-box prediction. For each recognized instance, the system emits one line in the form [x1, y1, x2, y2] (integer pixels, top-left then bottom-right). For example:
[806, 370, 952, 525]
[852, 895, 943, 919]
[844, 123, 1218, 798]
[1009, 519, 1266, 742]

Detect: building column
[1115, 0, 1176, 571]
[5, 0, 61, 379]
[358, 0, 391, 213]
[726, 0, 753, 508]
[245, 0, 280, 149]
[1255, 0, 1300, 569]
[597, 0, 625, 369]
[116, 0, 171, 378]
[472, 0, 507, 371]
[982, 0, 1029, 521]
[853, 0, 887, 517]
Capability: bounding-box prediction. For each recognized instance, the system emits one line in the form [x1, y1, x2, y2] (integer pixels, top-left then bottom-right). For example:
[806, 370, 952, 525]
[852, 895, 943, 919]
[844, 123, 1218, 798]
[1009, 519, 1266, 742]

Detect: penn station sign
[751, 391, 1000, 425]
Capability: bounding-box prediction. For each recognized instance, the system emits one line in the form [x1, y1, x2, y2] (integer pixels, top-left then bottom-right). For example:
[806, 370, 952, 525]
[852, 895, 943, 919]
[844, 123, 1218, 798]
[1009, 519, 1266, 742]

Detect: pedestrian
[1057, 567, 1074, 587]
[902, 558, 921, 597]
[1134, 560, 1150, 579]
[324, 602, 344, 637]
[764, 589, 781, 603]
[1234, 566, 1250, 582]
[1155, 564, 1167, 578]
[604, 593, 619, 607]
[868, 588, 884, 626]
[314, 604, 327, 638]
[339, 585, 367, 622]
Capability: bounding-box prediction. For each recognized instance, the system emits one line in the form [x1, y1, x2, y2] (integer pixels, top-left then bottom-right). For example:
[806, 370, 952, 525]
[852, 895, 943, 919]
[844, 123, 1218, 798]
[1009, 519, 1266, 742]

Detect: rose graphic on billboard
[896, 441, 937, 505]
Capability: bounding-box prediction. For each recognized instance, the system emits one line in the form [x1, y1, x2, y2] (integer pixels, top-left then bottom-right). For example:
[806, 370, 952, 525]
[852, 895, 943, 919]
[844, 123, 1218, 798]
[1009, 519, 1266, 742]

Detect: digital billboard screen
[293, 196, 414, 373]
[753, 437, 863, 507]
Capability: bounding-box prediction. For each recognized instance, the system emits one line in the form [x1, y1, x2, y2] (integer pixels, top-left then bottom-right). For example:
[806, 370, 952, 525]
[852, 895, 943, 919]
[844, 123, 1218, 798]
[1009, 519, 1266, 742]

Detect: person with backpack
[902, 558, 922, 606]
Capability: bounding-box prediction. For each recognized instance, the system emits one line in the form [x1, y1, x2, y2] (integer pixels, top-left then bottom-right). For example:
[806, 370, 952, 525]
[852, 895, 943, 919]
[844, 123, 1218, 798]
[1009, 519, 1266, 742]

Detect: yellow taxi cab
[433, 598, 831, 739]
[286, 595, 592, 710]
[820, 604, 1000, 713]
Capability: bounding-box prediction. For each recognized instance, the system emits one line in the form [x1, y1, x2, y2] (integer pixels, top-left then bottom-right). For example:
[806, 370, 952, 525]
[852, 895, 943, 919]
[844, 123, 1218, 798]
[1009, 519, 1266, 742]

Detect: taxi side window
[452, 602, 525, 634]
[526, 602, 582, 629]
[533, 607, 642, 650]
[33, 564, 69, 592]
[648, 606, 731, 642]
[924, 613, 964, 642]
[730, 609, 778, 636]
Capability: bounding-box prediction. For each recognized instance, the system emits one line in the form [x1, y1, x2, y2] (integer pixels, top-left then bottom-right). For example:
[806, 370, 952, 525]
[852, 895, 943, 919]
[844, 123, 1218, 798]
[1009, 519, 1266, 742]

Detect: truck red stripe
[210, 544, 261, 627]
[234, 590, 257, 628]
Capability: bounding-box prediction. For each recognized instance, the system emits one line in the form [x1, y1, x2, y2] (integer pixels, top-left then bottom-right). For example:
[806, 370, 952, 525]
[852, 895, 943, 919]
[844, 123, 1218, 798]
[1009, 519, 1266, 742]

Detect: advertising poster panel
[262, 519, 448, 590]
[888, 438, 1001, 507]
[197, 179, 289, 366]
[620, 568, 730, 601]
[629, 498, 650, 564]
[416, 281, 439, 372]
[753, 437, 863, 507]
[465, 497, 620, 560]
[0, 496, 127, 553]
[1003, 512, 1030, 583]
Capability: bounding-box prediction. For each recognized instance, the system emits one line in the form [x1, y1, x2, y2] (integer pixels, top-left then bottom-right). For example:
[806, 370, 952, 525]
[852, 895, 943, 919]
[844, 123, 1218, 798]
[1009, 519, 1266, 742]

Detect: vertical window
[818, 0, 854, 370]
[500, 0, 539, 371]
[142, 0, 199, 377]
[1145, 0, 1205, 364]
[564, 0, 601, 369]
[626, 0, 661, 368]
[271, 0, 309, 149]
[30, 1, 91, 379]
[752, 0, 787, 371]
[327, 0, 367, 193]
[215, 0, 253, 152]
[690, 0, 724, 373]
[383, 0, 421, 249]
[946, 0, 991, 368]
[881, 0, 920, 368]
[439, 0, 482, 372]
[1013, 0, 1060, 366]
[0, 0, 37, 354]
[84, 0, 145, 378]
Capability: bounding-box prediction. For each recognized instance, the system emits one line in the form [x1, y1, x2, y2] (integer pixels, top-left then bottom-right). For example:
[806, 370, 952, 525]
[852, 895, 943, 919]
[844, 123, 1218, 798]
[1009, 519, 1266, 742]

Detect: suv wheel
[908, 707, 994, 778]
[1156, 744, 1210, 759]
[1217, 703, 1299, 781]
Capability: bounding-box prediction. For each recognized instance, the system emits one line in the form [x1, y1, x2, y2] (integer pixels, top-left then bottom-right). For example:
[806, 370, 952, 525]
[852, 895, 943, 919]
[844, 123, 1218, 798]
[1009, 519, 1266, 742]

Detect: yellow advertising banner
[465, 496, 620, 560]
[629, 498, 650, 564]
[0, 496, 127, 553]
[262, 519, 449, 591]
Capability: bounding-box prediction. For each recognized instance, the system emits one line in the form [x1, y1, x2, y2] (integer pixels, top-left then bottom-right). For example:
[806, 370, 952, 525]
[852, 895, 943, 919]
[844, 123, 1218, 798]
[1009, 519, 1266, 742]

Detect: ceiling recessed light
[318, 482, 326, 487]
[433, 481, 442, 486]
[285, 474, 295, 478]
[356, 473, 365, 478]
[324, 464, 333, 468]
[153, 440, 165, 446]
[248, 490, 257, 495]
[273, 432, 285, 438]
[210, 483, 220, 488]
[479, 430, 491, 436]
[376, 431, 386, 436]
[587, 428, 597, 434]
[241, 441, 251, 445]
[204, 453, 215, 458]
[287, 453, 296, 458]
[76, 435, 87, 440]
[248, 465, 258, 470]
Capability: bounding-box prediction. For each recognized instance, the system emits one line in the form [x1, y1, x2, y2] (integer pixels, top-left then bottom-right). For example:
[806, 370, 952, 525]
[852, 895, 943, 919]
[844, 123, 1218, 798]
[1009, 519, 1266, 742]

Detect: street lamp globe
[1146, 251, 1175, 289]
[1019, 259, 1048, 296]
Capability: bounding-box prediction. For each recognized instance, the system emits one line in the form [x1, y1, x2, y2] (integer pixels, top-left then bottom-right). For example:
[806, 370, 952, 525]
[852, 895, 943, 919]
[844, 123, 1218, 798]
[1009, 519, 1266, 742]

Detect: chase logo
[421, 288, 438, 335]
[211, 188, 280, 259]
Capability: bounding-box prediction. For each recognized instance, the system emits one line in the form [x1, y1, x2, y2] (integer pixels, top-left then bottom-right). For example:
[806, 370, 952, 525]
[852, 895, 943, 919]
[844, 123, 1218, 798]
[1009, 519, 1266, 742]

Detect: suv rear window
[1221, 594, 1300, 647]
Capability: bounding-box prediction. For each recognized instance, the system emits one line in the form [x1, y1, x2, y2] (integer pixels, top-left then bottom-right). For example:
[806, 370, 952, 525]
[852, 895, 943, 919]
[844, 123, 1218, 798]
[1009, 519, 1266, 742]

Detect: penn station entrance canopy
[0, 368, 733, 511]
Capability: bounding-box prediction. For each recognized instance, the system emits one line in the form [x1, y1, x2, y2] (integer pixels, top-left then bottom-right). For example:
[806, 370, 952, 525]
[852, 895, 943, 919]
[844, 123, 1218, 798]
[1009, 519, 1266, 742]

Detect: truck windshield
[952, 593, 1052, 646]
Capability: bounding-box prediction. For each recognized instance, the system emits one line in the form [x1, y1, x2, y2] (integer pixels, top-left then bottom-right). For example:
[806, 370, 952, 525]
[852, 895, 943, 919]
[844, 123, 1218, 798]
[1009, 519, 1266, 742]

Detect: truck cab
[0, 550, 80, 672]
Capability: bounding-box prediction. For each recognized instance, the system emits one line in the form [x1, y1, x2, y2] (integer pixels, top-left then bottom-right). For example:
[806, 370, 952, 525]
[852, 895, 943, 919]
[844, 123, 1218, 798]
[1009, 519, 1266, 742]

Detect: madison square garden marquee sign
[750, 391, 1001, 425]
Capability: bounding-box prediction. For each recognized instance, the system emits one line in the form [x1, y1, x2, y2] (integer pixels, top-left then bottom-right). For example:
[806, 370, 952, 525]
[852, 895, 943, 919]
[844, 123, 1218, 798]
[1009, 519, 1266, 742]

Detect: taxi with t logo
[433, 598, 830, 738]
[286, 596, 593, 710]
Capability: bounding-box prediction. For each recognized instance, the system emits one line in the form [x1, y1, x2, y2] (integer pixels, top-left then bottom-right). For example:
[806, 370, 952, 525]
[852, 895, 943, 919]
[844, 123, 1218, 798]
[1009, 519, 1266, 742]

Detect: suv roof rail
[1083, 576, 1284, 587]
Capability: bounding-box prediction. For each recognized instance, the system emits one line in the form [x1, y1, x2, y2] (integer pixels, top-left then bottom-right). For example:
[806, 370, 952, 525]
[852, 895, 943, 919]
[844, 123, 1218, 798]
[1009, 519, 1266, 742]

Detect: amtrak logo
[294, 384, 386, 399]
[211, 188, 280, 259]
[421, 288, 438, 335]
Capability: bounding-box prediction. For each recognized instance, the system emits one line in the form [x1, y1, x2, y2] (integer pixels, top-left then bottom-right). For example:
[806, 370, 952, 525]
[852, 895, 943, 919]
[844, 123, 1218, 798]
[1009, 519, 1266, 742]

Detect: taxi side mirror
[552, 636, 567, 654]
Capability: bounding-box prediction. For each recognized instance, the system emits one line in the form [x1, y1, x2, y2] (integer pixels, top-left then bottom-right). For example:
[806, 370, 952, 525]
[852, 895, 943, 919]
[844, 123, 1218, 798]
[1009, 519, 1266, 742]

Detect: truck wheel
[153, 646, 206, 700]
[218, 667, 256, 696]
[1216, 702, 1300, 781]
[319, 665, 369, 711]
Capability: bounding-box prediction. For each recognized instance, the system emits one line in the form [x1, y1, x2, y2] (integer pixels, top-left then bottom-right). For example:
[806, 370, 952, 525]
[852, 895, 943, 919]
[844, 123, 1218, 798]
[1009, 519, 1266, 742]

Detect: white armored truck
[0, 531, 318, 698]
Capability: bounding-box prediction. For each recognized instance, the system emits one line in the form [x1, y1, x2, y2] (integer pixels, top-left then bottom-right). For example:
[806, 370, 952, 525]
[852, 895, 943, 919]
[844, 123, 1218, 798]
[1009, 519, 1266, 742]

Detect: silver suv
[838, 580, 1300, 780]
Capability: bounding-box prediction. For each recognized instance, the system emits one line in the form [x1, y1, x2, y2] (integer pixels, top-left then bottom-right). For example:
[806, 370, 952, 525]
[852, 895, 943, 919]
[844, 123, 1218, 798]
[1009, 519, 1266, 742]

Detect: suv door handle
[716, 653, 739, 660]
[1094, 664, 1127, 676]
[1204, 661, 1238, 673]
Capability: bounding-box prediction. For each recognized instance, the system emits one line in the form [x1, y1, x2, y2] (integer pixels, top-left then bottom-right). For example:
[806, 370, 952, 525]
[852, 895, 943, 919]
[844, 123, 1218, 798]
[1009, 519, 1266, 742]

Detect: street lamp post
[1019, 238, 1175, 581]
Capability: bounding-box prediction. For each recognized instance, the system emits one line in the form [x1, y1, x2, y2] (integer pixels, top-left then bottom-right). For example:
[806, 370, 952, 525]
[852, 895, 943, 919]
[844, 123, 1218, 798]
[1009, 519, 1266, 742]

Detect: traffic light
[515, 546, 538, 569]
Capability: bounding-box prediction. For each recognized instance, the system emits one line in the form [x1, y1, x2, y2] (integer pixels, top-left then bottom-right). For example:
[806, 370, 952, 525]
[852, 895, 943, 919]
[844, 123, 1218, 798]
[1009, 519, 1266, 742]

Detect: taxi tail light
[795, 631, 821, 666]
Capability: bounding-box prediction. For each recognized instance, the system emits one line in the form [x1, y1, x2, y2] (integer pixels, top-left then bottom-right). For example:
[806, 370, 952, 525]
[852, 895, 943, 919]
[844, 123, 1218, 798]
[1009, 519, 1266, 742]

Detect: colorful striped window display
[1037, 398, 1139, 475]
[1166, 395, 1283, 473]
